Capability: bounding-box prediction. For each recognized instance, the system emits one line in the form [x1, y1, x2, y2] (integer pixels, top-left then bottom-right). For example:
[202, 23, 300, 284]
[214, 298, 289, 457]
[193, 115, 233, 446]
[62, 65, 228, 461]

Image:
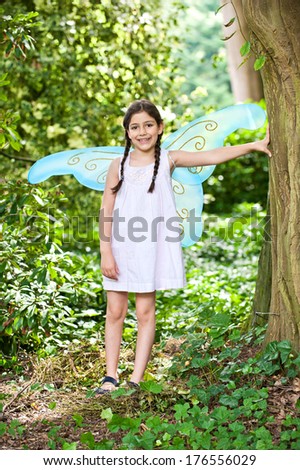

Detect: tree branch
[0, 150, 36, 163]
[2, 380, 33, 414]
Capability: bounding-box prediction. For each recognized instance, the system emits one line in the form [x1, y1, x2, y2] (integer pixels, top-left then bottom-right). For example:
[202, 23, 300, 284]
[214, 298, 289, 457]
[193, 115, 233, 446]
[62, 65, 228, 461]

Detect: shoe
[127, 380, 140, 390]
[94, 376, 119, 395]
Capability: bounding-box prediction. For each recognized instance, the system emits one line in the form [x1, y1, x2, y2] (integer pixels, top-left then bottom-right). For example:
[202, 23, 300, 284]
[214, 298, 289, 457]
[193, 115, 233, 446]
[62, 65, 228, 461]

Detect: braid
[148, 134, 162, 193]
[111, 135, 131, 193]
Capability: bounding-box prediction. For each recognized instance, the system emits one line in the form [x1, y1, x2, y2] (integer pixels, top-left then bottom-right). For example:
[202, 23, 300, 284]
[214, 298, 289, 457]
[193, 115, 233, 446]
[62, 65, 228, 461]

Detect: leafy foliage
[2, 326, 299, 450]
[0, 10, 39, 152]
[99, 333, 299, 451]
[0, 10, 39, 60]
[1, 0, 184, 165]
[0, 180, 105, 358]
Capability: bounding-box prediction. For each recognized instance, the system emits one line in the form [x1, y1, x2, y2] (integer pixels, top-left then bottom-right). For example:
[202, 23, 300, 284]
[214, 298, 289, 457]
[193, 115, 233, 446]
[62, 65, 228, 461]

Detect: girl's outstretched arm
[170, 126, 271, 167]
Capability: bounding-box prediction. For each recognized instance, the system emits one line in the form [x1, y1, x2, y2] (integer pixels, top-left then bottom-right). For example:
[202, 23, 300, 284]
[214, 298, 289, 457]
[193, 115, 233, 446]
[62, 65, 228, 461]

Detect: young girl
[96, 99, 271, 394]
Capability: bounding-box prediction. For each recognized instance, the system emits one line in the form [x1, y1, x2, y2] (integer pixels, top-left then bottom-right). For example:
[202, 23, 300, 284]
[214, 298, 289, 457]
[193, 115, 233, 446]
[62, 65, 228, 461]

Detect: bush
[0, 180, 105, 359]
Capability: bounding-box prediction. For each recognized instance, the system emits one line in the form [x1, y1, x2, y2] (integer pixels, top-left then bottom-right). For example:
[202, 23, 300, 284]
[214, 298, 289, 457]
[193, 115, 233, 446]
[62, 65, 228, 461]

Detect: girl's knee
[106, 304, 127, 322]
[106, 291, 128, 322]
[136, 307, 155, 324]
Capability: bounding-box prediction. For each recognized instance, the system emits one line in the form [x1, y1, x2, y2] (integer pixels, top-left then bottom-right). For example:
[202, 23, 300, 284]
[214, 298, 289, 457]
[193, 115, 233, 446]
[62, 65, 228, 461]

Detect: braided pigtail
[148, 134, 162, 193]
[111, 135, 131, 193]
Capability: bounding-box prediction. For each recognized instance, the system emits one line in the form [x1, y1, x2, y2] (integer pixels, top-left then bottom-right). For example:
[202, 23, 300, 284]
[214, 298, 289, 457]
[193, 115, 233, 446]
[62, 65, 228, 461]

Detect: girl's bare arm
[99, 158, 120, 279]
[170, 126, 271, 167]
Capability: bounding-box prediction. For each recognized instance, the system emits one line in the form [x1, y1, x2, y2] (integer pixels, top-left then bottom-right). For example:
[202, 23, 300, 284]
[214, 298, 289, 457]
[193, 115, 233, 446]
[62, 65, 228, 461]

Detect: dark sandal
[127, 381, 140, 389]
[94, 376, 119, 395]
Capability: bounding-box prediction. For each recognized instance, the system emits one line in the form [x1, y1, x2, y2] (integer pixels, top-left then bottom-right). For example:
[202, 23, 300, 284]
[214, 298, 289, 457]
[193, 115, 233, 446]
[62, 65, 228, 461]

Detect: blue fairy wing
[161, 104, 266, 247]
[173, 181, 204, 248]
[28, 146, 124, 191]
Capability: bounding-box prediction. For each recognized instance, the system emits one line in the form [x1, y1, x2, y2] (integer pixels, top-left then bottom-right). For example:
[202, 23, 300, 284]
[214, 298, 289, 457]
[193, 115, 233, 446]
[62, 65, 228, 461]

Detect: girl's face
[127, 111, 163, 152]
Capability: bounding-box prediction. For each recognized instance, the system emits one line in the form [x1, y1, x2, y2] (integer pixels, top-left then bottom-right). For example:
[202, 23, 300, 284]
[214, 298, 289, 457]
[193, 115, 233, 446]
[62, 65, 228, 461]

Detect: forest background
[0, 0, 299, 451]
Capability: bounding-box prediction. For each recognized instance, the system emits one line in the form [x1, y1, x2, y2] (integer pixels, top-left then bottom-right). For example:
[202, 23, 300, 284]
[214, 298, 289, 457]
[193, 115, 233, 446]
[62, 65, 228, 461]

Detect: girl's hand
[101, 252, 119, 280]
[255, 125, 272, 158]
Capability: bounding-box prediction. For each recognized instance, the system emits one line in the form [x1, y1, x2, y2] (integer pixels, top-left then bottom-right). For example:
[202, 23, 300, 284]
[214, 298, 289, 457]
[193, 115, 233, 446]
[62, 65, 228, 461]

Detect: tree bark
[252, 194, 272, 325]
[220, 0, 263, 102]
[243, 0, 300, 351]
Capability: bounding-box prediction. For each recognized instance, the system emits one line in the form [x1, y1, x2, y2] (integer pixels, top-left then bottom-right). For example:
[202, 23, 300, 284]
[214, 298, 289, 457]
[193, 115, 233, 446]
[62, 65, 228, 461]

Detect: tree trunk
[243, 0, 300, 351]
[252, 194, 272, 325]
[220, 0, 263, 102]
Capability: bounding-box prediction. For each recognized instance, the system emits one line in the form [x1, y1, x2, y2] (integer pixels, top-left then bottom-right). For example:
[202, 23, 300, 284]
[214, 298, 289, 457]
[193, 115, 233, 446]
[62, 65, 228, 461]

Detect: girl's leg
[130, 291, 156, 384]
[102, 290, 128, 391]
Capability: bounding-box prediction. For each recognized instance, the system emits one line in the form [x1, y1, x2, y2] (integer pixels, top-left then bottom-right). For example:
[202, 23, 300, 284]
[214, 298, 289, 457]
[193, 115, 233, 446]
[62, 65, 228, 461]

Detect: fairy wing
[161, 103, 266, 247]
[27, 104, 266, 247]
[28, 146, 124, 191]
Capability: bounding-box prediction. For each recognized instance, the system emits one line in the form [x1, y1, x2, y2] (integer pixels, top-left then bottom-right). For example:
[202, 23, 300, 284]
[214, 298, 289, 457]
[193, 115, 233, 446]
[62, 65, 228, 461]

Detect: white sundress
[102, 148, 187, 293]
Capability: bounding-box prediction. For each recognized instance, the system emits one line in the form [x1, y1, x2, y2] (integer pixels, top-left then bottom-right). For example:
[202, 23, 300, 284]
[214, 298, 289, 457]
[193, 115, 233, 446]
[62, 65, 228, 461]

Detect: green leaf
[94, 439, 115, 450]
[255, 426, 272, 439]
[254, 55, 266, 70]
[224, 17, 235, 28]
[101, 408, 113, 423]
[138, 430, 156, 450]
[31, 383, 42, 391]
[139, 381, 163, 394]
[48, 402, 57, 410]
[108, 415, 140, 433]
[6, 136, 21, 151]
[211, 406, 231, 422]
[219, 395, 239, 408]
[62, 442, 77, 450]
[72, 413, 84, 427]
[80, 431, 95, 449]
[145, 416, 162, 429]
[210, 313, 231, 327]
[277, 340, 291, 363]
[0, 134, 6, 146]
[44, 383, 55, 392]
[0, 423, 7, 437]
[229, 422, 245, 433]
[111, 387, 136, 398]
[174, 403, 190, 420]
[263, 341, 279, 360]
[221, 31, 236, 41]
[0, 78, 10, 87]
[32, 194, 45, 206]
[5, 42, 14, 56]
[215, 3, 229, 15]
[24, 12, 39, 20]
[240, 41, 251, 56]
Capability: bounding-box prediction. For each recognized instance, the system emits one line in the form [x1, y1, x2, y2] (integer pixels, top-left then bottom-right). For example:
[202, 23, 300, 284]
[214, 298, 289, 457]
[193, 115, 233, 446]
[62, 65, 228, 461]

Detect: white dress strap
[167, 151, 176, 170]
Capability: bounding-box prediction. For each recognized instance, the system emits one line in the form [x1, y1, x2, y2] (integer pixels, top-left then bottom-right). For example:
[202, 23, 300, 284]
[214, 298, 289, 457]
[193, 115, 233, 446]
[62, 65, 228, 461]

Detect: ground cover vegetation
[1, 188, 300, 449]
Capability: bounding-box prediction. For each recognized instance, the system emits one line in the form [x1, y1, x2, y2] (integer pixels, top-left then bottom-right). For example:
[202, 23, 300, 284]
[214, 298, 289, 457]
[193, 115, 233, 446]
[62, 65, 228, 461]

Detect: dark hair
[111, 99, 163, 194]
